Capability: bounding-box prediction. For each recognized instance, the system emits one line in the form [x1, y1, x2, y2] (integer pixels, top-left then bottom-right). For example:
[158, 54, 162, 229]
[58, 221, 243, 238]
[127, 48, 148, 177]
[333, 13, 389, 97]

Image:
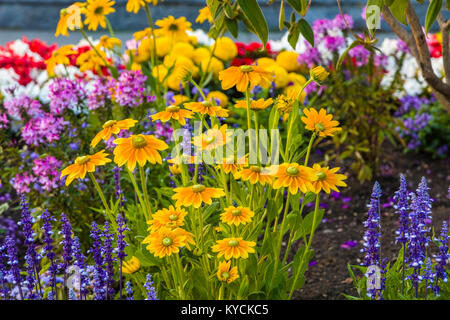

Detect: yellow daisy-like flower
[196, 6, 213, 23]
[76, 48, 108, 73]
[192, 124, 232, 151]
[172, 184, 225, 208]
[276, 51, 300, 72]
[301, 108, 341, 137]
[60, 150, 111, 186]
[310, 65, 329, 83]
[212, 237, 256, 259]
[272, 163, 314, 194]
[309, 164, 347, 194]
[122, 256, 141, 274]
[219, 65, 272, 92]
[45, 45, 77, 76]
[97, 35, 122, 50]
[234, 98, 273, 111]
[155, 15, 192, 42]
[184, 100, 229, 118]
[220, 206, 254, 226]
[55, 4, 84, 37]
[142, 227, 187, 258]
[91, 119, 137, 148]
[113, 134, 169, 171]
[274, 94, 294, 115]
[174, 227, 196, 250]
[239, 165, 273, 185]
[151, 105, 194, 126]
[126, 0, 157, 14]
[84, 0, 115, 31]
[219, 155, 247, 178]
[147, 205, 188, 232]
[213, 37, 238, 62]
[217, 261, 239, 283]
[170, 95, 189, 106]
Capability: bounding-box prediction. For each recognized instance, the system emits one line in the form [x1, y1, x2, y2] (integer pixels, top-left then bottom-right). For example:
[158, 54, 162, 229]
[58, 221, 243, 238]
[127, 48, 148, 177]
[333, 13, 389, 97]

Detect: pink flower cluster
[12, 155, 62, 194]
[21, 114, 68, 146]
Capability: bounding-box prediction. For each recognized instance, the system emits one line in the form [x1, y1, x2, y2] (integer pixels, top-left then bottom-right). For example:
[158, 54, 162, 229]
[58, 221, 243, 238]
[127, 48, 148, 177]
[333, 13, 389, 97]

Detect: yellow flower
[309, 164, 347, 194]
[301, 108, 341, 137]
[60, 150, 111, 186]
[196, 6, 213, 23]
[76, 48, 108, 73]
[239, 165, 273, 185]
[169, 164, 182, 175]
[276, 51, 300, 72]
[199, 57, 224, 77]
[91, 119, 137, 148]
[185, 100, 229, 118]
[122, 256, 141, 274]
[97, 35, 122, 50]
[220, 206, 254, 226]
[193, 47, 211, 65]
[213, 37, 238, 61]
[172, 184, 225, 208]
[219, 65, 272, 92]
[155, 15, 192, 42]
[142, 227, 187, 258]
[256, 57, 277, 68]
[212, 237, 256, 259]
[272, 163, 314, 194]
[126, 0, 157, 13]
[84, 0, 116, 31]
[310, 65, 329, 83]
[207, 91, 229, 107]
[217, 261, 239, 283]
[55, 4, 83, 37]
[266, 64, 289, 88]
[151, 105, 194, 126]
[288, 72, 307, 86]
[234, 98, 273, 111]
[113, 134, 169, 171]
[192, 124, 232, 151]
[172, 42, 195, 60]
[45, 45, 77, 76]
[147, 205, 188, 232]
[274, 94, 294, 114]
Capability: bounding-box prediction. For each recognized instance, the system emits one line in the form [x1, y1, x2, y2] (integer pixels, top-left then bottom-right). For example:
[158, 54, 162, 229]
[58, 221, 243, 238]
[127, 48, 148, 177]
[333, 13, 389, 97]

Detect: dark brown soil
[293, 145, 450, 300]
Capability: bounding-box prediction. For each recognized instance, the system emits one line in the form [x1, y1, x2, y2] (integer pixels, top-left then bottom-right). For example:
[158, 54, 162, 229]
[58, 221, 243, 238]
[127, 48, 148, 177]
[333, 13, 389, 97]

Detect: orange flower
[212, 237, 256, 259]
[147, 205, 188, 232]
[217, 261, 239, 283]
[184, 100, 229, 117]
[60, 150, 111, 186]
[91, 119, 137, 148]
[151, 105, 194, 126]
[172, 184, 225, 208]
[192, 124, 232, 151]
[234, 98, 273, 111]
[272, 163, 314, 194]
[142, 227, 187, 258]
[220, 206, 254, 226]
[219, 65, 272, 92]
[309, 164, 347, 194]
[301, 108, 341, 137]
[239, 165, 274, 185]
[113, 134, 168, 171]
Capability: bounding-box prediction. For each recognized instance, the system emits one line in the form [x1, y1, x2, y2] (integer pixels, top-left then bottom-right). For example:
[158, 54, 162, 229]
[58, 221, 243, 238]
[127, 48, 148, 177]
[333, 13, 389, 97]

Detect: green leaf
[389, 0, 409, 25]
[288, 20, 301, 49]
[224, 17, 239, 38]
[365, 0, 383, 35]
[279, 0, 285, 30]
[286, 0, 301, 12]
[446, 0, 450, 10]
[237, 0, 268, 45]
[425, 0, 443, 33]
[298, 19, 314, 47]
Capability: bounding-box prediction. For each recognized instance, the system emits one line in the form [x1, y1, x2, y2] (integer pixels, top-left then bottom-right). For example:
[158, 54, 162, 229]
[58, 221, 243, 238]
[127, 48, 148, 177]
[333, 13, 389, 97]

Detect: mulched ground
[293, 144, 449, 300]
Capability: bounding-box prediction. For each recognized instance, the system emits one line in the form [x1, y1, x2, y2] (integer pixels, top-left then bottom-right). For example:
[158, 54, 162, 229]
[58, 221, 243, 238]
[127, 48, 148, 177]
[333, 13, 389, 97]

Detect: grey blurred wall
[0, 0, 434, 33]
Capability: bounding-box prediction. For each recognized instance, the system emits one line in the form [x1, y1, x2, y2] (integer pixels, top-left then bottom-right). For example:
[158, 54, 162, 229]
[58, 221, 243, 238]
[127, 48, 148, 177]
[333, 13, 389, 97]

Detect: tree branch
[405, 2, 450, 99]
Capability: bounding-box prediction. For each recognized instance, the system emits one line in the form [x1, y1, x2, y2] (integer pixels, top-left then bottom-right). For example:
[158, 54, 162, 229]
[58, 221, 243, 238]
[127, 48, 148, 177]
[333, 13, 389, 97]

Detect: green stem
[126, 167, 147, 220]
[139, 165, 153, 220]
[288, 193, 320, 299]
[304, 133, 316, 167]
